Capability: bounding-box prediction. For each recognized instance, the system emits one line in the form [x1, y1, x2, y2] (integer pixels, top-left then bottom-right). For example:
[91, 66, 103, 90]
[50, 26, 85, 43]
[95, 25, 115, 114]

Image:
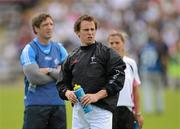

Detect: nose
[111, 43, 116, 48]
[88, 29, 94, 34]
[47, 23, 53, 29]
[88, 30, 92, 35]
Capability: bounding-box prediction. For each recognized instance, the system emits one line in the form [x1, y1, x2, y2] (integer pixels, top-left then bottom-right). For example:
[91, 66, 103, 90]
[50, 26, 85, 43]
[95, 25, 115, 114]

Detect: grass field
[0, 80, 180, 129]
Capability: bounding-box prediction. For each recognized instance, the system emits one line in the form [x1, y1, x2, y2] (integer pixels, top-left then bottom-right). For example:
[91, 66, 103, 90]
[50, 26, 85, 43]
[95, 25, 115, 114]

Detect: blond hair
[108, 30, 127, 43]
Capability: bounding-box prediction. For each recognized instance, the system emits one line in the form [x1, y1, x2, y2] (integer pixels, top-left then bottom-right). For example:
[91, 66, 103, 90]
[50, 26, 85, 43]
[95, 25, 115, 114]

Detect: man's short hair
[74, 14, 99, 32]
[32, 13, 53, 34]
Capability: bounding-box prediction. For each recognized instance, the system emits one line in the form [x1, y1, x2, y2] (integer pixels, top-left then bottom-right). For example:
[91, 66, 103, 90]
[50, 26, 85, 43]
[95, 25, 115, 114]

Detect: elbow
[27, 76, 40, 85]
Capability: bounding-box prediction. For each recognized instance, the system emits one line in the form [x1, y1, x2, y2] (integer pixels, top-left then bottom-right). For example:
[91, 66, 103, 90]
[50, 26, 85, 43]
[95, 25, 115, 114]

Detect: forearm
[81, 89, 108, 106]
[23, 64, 54, 85]
[133, 86, 144, 129]
[95, 89, 108, 100]
[48, 66, 61, 80]
[133, 86, 141, 114]
[106, 49, 126, 96]
[105, 65, 126, 96]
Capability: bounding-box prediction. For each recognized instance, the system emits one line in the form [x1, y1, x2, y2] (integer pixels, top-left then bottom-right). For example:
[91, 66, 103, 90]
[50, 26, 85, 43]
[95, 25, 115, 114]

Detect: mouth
[88, 37, 93, 40]
[47, 31, 52, 34]
[46, 32, 52, 36]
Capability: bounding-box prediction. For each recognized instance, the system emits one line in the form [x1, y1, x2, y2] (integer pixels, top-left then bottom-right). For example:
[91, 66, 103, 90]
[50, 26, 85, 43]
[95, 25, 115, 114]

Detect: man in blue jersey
[20, 13, 68, 129]
[138, 33, 166, 114]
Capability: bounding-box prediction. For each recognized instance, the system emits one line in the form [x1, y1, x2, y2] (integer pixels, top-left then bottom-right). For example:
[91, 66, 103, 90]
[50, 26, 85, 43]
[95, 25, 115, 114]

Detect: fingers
[81, 94, 92, 106]
[68, 95, 77, 104]
[65, 90, 78, 104]
[137, 116, 144, 129]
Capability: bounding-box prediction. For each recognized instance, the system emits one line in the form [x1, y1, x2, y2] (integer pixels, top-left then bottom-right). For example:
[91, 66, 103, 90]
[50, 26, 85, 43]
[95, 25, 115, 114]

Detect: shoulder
[20, 43, 36, 66]
[96, 42, 109, 50]
[21, 44, 34, 55]
[56, 42, 64, 48]
[95, 42, 112, 56]
[51, 41, 67, 52]
[51, 41, 63, 48]
[124, 56, 138, 71]
[68, 47, 80, 58]
[124, 56, 136, 65]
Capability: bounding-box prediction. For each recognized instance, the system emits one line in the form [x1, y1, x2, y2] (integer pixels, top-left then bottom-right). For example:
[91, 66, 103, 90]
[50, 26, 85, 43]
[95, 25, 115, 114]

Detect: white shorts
[72, 103, 112, 129]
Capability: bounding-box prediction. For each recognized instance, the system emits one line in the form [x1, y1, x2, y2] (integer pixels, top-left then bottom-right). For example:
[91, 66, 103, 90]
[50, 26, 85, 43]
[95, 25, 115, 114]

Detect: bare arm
[81, 89, 108, 106]
[133, 85, 144, 129]
[65, 88, 108, 106]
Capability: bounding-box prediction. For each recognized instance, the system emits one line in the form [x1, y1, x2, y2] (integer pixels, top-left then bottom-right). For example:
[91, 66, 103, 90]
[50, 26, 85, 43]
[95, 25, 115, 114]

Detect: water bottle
[134, 121, 139, 129]
[73, 84, 93, 113]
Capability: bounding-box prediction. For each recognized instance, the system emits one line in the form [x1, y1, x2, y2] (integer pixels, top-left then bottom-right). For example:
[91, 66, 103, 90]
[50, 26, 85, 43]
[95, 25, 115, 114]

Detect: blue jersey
[139, 41, 163, 73]
[20, 38, 68, 106]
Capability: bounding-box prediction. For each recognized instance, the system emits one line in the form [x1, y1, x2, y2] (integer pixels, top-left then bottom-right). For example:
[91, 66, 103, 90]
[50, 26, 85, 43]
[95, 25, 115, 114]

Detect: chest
[70, 49, 106, 78]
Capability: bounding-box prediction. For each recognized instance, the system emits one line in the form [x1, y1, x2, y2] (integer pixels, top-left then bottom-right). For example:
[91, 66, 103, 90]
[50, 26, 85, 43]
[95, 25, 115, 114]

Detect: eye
[110, 42, 114, 45]
[91, 28, 95, 31]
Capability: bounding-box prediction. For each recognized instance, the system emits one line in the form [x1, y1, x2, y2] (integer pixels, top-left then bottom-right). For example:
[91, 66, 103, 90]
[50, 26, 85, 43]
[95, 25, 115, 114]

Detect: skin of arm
[81, 89, 108, 106]
[133, 85, 144, 129]
[65, 88, 108, 106]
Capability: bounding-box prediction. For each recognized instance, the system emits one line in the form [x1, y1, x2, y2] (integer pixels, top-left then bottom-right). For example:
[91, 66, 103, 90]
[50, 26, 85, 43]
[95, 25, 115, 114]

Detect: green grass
[142, 90, 180, 129]
[0, 81, 180, 129]
[0, 86, 24, 129]
[0, 81, 72, 129]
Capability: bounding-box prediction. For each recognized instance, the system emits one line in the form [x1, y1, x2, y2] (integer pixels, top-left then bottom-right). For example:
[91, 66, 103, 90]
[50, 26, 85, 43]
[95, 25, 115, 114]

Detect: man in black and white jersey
[57, 15, 126, 129]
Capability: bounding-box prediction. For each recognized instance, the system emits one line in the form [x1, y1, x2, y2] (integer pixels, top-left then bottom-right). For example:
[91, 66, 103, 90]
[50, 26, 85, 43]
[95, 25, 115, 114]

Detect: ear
[34, 26, 39, 34]
[75, 31, 80, 38]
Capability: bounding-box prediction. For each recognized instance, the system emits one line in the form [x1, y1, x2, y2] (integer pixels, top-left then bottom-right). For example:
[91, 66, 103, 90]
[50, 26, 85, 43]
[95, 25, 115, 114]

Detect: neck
[81, 41, 95, 46]
[38, 37, 50, 45]
[119, 51, 125, 57]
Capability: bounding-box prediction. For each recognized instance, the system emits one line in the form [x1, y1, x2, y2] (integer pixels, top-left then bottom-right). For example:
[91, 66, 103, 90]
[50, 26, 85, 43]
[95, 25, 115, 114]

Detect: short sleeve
[57, 43, 68, 64]
[132, 60, 141, 87]
[20, 44, 36, 66]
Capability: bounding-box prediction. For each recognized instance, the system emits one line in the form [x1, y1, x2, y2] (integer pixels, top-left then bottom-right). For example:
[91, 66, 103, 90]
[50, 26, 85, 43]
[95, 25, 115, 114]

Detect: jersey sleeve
[20, 44, 37, 66]
[57, 43, 68, 64]
[104, 48, 126, 96]
[132, 60, 141, 87]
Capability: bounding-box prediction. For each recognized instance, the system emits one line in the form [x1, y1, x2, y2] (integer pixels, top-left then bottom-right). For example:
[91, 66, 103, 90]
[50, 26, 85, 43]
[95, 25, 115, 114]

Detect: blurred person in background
[168, 40, 180, 90]
[138, 27, 167, 114]
[20, 13, 68, 129]
[108, 30, 143, 129]
[57, 14, 126, 129]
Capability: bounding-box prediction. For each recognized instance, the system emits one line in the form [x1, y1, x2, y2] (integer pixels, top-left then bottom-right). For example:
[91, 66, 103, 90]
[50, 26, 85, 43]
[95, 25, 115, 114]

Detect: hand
[65, 90, 78, 104]
[39, 68, 49, 74]
[136, 115, 144, 129]
[81, 94, 99, 106]
[57, 66, 61, 72]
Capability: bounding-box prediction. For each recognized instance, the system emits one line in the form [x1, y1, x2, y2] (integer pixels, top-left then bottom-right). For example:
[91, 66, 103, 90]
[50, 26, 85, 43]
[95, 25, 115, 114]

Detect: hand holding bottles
[73, 84, 93, 113]
[65, 90, 78, 104]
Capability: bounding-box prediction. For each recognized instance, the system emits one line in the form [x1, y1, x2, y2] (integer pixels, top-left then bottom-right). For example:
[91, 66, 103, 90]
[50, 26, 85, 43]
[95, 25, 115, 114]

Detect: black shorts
[22, 105, 66, 129]
[113, 106, 135, 129]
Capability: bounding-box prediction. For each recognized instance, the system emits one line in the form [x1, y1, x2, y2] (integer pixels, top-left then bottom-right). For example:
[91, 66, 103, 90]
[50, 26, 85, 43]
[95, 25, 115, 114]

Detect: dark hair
[32, 13, 53, 34]
[74, 14, 98, 32]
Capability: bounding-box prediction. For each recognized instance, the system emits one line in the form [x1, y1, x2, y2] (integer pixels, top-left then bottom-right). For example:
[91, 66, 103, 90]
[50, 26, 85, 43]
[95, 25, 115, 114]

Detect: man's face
[76, 20, 96, 46]
[108, 35, 124, 54]
[35, 17, 54, 40]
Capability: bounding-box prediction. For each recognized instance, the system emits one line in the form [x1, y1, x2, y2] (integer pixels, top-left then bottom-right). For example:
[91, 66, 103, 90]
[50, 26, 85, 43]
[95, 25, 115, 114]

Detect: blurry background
[0, 0, 179, 129]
